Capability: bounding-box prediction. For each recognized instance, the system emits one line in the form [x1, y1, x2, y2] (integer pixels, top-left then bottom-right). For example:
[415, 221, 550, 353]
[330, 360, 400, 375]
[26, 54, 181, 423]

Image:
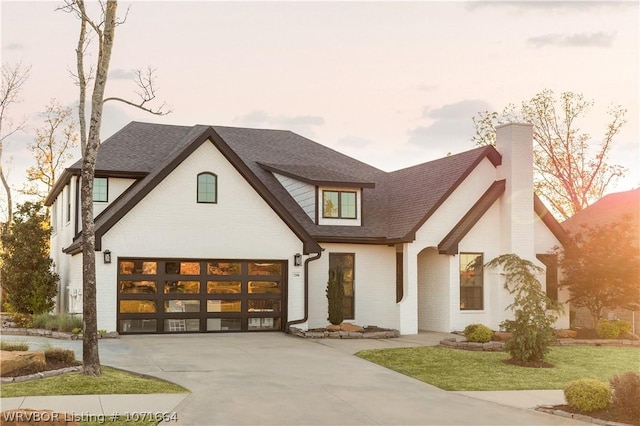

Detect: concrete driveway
[79, 332, 586, 426]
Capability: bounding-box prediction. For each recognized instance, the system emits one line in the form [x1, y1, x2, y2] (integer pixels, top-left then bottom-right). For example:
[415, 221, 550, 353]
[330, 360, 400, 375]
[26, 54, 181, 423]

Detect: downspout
[286, 250, 322, 333]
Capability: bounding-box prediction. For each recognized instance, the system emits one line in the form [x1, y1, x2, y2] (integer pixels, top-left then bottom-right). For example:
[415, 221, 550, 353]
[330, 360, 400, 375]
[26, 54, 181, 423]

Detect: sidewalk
[0, 393, 188, 418]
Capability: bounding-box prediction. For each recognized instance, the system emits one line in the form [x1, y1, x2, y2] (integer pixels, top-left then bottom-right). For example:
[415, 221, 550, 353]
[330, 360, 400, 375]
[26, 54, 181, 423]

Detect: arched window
[197, 173, 217, 203]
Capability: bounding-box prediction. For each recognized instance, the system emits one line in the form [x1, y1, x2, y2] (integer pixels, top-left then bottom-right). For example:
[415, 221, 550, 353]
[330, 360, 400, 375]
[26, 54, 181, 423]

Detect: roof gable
[386, 146, 501, 240]
[438, 180, 506, 255]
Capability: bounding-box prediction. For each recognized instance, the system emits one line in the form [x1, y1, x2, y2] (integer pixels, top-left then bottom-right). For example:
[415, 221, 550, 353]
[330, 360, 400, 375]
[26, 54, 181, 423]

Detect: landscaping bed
[291, 324, 400, 339]
[538, 404, 639, 426]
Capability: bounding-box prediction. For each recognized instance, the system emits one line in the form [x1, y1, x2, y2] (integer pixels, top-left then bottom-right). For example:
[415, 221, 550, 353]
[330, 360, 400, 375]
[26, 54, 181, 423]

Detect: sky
[1, 1, 638, 221]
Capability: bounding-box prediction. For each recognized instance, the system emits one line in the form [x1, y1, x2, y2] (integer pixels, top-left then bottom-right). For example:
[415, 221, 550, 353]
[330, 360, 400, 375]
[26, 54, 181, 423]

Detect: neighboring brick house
[45, 122, 569, 334]
[562, 188, 640, 333]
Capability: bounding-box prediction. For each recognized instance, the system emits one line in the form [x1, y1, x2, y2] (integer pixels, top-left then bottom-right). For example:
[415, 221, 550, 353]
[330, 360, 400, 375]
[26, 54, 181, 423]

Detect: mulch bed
[3, 359, 81, 378]
[549, 404, 640, 426]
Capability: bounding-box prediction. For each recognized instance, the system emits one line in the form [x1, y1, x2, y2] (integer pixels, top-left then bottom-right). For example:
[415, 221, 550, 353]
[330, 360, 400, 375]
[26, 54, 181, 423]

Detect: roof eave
[534, 195, 570, 247]
[259, 163, 376, 188]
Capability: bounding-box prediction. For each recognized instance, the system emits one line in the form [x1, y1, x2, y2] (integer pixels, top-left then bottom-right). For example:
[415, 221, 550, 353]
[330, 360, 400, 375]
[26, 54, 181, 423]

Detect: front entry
[117, 258, 286, 334]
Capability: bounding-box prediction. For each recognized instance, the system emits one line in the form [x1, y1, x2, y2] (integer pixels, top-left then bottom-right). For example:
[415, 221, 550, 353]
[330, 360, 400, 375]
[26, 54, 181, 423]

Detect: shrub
[486, 254, 562, 363]
[596, 320, 631, 339]
[564, 379, 611, 412]
[56, 314, 83, 332]
[0, 340, 30, 351]
[44, 347, 76, 364]
[610, 371, 640, 419]
[464, 324, 493, 343]
[31, 313, 83, 332]
[10, 313, 33, 328]
[326, 267, 344, 325]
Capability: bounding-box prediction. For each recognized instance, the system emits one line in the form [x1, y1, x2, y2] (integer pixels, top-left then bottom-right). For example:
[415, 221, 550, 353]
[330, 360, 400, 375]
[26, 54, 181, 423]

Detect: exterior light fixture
[103, 250, 112, 264]
[294, 253, 302, 266]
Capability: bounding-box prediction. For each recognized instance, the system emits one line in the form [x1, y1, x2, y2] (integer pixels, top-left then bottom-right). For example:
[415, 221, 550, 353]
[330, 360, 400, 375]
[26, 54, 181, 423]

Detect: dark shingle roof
[58, 122, 506, 253]
[562, 188, 640, 234]
[386, 146, 501, 240]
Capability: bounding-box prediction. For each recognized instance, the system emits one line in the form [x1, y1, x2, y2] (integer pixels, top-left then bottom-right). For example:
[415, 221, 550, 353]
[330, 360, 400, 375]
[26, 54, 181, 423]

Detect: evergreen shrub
[564, 379, 610, 412]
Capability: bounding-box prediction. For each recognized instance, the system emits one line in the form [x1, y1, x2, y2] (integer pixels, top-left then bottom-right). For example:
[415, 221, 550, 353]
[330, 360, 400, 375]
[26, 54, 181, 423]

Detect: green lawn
[356, 345, 640, 391]
[0, 366, 188, 398]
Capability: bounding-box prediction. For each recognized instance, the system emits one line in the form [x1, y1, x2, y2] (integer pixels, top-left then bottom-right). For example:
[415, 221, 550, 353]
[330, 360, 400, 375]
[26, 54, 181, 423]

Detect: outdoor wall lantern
[294, 253, 302, 266]
[103, 250, 112, 264]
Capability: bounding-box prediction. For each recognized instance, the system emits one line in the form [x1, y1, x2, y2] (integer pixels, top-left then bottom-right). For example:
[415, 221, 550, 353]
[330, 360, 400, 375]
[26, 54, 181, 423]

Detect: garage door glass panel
[164, 281, 200, 294]
[207, 281, 241, 293]
[248, 318, 281, 330]
[248, 281, 281, 294]
[121, 319, 156, 333]
[120, 300, 156, 313]
[164, 300, 200, 312]
[248, 300, 281, 312]
[207, 300, 241, 312]
[207, 262, 241, 275]
[118, 258, 285, 334]
[120, 281, 157, 294]
[165, 319, 199, 332]
[248, 263, 281, 275]
[207, 318, 241, 331]
[165, 261, 200, 275]
[120, 261, 157, 275]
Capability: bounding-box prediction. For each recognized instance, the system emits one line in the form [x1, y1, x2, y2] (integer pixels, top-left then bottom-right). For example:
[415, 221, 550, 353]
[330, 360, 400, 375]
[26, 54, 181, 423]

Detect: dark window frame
[396, 252, 403, 303]
[459, 252, 484, 311]
[197, 172, 218, 204]
[329, 253, 355, 320]
[322, 190, 357, 219]
[93, 177, 108, 202]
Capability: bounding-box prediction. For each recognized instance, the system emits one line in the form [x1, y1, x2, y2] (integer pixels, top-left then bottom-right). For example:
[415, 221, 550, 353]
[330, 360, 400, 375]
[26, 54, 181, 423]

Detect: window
[197, 173, 217, 203]
[65, 186, 71, 223]
[93, 177, 108, 202]
[329, 253, 355, 319]
[323, 190, 356, 219]
[537, 254, 558, 302]
[460, 253, 483, 310]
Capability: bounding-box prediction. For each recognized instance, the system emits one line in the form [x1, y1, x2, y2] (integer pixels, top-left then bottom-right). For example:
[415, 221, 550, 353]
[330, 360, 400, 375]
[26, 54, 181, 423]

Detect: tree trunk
[80, 0, 118, 376]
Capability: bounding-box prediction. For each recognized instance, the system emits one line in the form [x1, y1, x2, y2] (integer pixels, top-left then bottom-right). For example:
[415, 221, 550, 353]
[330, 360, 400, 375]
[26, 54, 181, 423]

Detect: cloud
[233, 110, 324, 137]
[528, 32, 616, 48]
[108, 68, 134, 80]
[336, 135, 374, 148]
[408, 99, 492, 157]
[3, 43, 25, 50]
[466, 1, 632, 13]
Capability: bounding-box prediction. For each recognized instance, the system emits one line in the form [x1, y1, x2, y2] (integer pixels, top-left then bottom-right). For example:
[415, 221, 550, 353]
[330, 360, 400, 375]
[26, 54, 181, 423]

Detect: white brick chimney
[495, 123, 535, 260]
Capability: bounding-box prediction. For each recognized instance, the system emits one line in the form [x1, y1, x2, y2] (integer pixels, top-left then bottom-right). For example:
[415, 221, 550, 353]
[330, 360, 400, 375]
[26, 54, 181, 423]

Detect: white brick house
[46, 122, 570, 334]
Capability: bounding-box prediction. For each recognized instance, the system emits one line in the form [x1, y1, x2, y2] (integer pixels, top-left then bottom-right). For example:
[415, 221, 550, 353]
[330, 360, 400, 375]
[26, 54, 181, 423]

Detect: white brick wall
[417, 247, 450, 331]
[307, 243, 398, 330]
[90, 140, 305, 331]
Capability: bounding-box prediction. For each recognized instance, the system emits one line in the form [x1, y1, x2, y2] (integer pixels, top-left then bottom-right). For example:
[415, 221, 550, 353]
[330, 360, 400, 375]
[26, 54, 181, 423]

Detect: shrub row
[17, 313, 83, 333]
[595, 319, 632, 339]
[564, 371, 640, 419]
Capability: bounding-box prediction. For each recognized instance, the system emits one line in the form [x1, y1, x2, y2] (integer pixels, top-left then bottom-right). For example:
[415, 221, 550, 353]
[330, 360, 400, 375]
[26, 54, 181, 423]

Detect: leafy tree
[557, 216, 639, 326]
[327, 267, 344, 325]
[472, 89, 627, 220]
[59, 0, 169, 376]
[22, 99, 79, 201]
[1, 62, 31, 231]
[0, 202, 59, 314]
[486, 254, 563, 364]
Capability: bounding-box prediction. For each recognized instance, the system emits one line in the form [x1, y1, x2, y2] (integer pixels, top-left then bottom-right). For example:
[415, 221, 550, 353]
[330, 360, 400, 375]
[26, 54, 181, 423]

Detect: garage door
[117, 258, 286, 334]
